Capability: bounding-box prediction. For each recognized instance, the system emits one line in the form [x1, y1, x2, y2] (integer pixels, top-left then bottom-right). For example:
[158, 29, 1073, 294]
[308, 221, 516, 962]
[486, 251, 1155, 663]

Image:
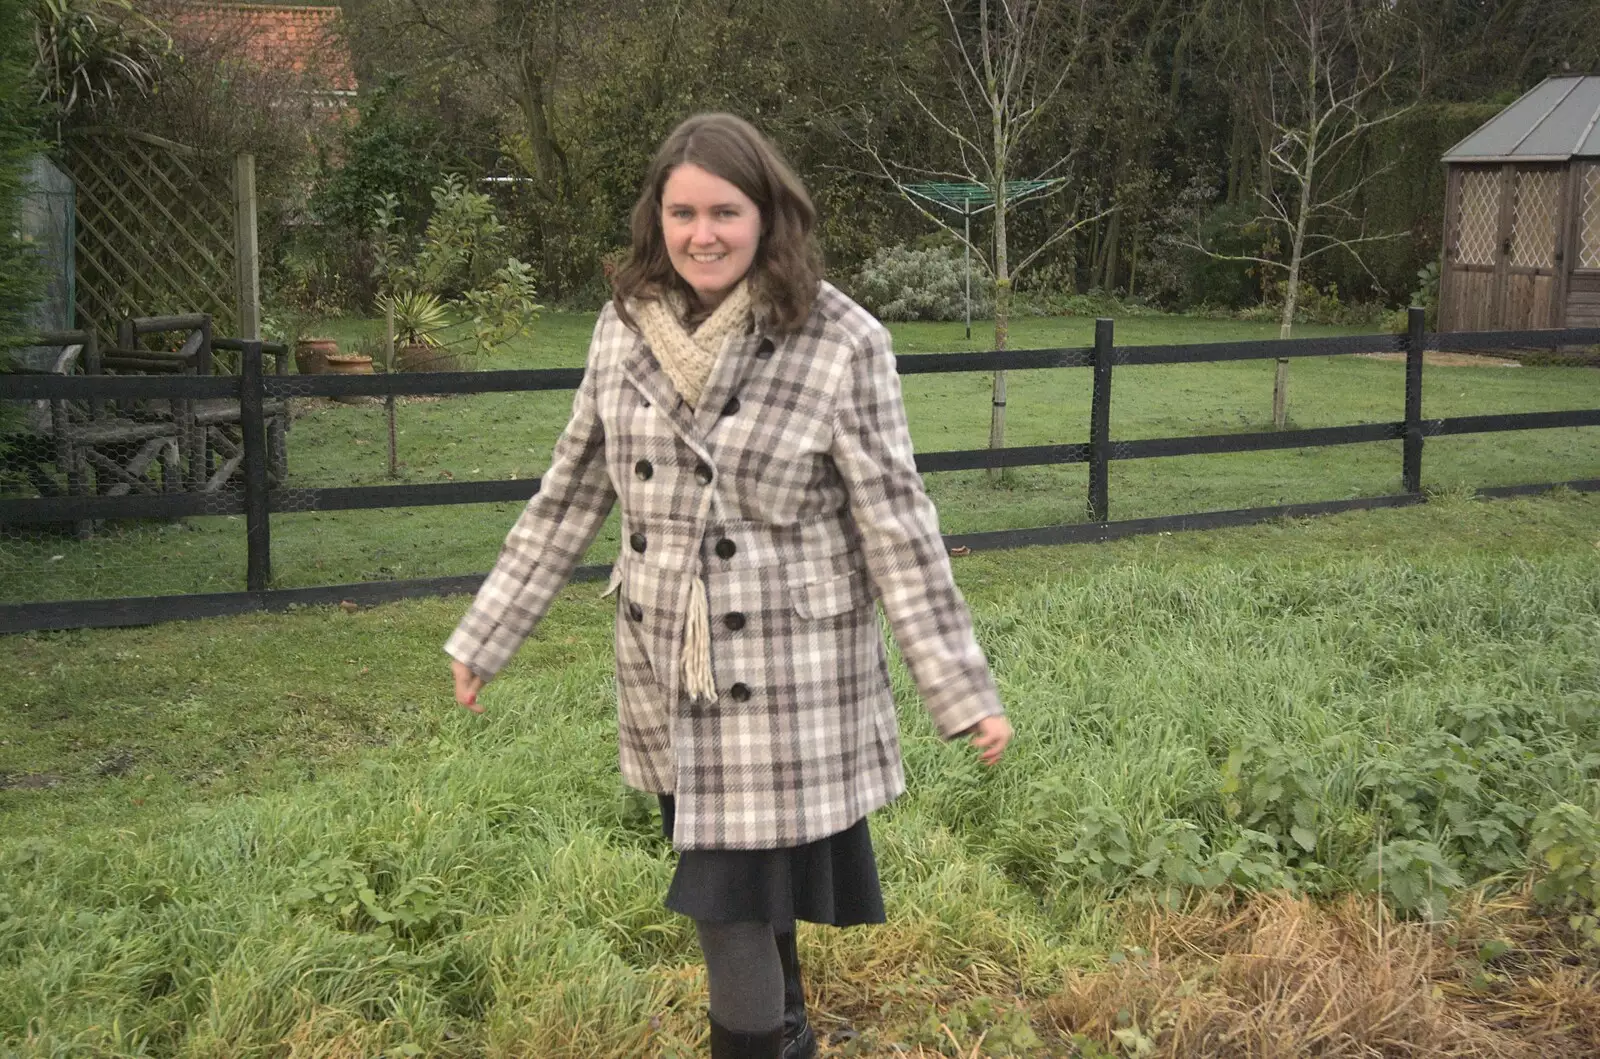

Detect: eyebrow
[663, 200, 746, 210]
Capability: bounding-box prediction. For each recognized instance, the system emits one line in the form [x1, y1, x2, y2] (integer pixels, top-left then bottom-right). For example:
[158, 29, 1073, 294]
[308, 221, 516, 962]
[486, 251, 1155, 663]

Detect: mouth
[688, 252, 727, 264]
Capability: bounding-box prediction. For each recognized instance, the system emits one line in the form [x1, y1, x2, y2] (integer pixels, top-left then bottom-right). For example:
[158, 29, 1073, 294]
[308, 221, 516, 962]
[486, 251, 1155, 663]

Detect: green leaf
[1477, 939, 1512, 963]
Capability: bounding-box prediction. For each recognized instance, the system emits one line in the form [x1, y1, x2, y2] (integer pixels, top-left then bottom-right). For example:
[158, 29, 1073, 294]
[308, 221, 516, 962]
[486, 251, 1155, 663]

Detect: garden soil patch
[1357, 350, 1522, 368]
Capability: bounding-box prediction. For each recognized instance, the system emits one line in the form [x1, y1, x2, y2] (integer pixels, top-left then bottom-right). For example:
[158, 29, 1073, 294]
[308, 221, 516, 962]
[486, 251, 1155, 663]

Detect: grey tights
[694, 920, 783, 1033]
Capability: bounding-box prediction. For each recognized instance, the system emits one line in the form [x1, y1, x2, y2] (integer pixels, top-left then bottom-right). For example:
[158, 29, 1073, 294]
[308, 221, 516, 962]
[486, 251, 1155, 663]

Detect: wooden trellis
[64, 129, 245, 342]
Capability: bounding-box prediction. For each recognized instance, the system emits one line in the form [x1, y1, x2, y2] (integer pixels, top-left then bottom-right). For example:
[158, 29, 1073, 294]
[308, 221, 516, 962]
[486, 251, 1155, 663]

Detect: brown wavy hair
[611, 113, 823, 333]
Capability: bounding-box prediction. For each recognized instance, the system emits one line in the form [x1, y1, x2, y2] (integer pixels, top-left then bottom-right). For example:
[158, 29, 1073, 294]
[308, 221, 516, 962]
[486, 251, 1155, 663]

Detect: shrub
[1, 0, 44, 454]
[1015, 279, 1162, 319]
[850, 243, 993, 322]
[370, 177, 542, 359]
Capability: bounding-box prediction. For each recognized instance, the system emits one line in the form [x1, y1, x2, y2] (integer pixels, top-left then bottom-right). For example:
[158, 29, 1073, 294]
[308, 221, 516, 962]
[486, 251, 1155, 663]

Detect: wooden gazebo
[1439, 75, 1600, 332]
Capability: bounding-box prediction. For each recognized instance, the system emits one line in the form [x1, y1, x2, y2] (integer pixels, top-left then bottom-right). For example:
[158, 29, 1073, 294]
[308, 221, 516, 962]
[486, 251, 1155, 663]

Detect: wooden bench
[118, 315, 288, 491]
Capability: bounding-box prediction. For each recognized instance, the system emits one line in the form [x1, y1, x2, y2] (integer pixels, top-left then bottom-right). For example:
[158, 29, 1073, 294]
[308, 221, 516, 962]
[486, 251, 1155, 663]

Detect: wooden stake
[233, 153, 259, 340]
[1272, 357, 1289, 429]
[386, 298, 398, 479]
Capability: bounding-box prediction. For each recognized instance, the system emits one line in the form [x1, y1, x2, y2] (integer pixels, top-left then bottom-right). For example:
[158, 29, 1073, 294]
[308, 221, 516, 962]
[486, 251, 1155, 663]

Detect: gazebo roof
[1443, 76, 1600, 163]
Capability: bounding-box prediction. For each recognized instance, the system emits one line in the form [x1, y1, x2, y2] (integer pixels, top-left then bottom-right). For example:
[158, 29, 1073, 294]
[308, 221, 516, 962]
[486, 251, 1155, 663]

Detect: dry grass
[58, 885, 1600, 1058]
[1044, 888, 1600, 1058]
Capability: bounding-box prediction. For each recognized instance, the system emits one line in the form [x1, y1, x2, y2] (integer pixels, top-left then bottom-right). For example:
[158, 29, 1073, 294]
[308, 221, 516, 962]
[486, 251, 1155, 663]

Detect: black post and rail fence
[3, 308, 1598, 633]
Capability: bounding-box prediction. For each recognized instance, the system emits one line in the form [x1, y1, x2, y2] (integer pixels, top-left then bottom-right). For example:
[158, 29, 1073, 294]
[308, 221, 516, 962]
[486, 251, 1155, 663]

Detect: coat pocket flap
[787, 569, 868, 619]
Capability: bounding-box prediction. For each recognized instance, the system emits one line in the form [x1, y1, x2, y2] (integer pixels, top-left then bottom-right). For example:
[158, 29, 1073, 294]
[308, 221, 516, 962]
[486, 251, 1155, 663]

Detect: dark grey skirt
[658, 794, 886, 929]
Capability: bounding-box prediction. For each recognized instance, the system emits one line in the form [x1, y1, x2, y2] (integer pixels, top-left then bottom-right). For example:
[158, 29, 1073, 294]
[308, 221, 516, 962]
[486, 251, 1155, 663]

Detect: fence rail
[2, 309, 1597, 633]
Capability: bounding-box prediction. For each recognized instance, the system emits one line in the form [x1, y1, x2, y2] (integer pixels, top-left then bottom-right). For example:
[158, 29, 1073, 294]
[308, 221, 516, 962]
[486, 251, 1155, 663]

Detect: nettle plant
[371, 175, 541, 358]
[284, 849, 453, 944]
[1531, 804, 1600, 946]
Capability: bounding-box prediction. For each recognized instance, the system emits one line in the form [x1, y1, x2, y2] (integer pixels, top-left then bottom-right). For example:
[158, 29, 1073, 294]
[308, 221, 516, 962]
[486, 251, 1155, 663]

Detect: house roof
[1443, 76, 1600, 163]
[156, 3, 357, 95]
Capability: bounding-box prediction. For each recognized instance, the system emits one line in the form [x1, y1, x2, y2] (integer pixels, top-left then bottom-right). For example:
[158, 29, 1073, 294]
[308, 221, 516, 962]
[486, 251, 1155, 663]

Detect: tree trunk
[1100, 205, 1121, 292]
[987, 8, 1007, 486]
[1276, 71, 1319, 425]
[990, 203, 1010, 484]
[1227, 107, 1247, 204]
[513, 67, 561, 204]
[510, 68, 560, 293]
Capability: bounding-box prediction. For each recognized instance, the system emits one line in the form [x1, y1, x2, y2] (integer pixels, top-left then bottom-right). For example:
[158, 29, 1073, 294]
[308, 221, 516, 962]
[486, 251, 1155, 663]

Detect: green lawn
[2, 492, 1597, 1056]
[2, 311, 1596, 602]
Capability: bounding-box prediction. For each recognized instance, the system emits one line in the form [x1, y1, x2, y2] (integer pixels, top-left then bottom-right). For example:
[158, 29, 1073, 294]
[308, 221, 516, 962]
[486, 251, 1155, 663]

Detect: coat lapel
[619, 320, 775, 447]
[619, 332, 699, 442]
[691, 326, 770, 439]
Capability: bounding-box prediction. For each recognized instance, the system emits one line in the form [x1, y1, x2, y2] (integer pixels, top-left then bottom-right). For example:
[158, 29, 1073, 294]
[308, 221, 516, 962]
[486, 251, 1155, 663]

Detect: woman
[447, 112, 1011, 1059]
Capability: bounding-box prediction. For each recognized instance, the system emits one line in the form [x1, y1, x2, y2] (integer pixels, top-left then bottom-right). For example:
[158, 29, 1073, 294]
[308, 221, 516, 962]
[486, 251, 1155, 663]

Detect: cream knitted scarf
[631, 280, 753, 408]
[629, 280, 754, 703]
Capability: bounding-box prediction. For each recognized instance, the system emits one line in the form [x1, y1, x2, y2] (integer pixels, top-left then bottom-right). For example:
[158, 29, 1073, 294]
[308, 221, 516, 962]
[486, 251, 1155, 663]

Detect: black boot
[774, 930, 819, 1059]
[709, 1013, 784, 1059]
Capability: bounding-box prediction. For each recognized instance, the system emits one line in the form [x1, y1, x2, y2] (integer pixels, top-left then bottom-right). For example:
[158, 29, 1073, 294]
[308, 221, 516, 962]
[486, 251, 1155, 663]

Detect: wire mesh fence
[2, 311, 1596, 630]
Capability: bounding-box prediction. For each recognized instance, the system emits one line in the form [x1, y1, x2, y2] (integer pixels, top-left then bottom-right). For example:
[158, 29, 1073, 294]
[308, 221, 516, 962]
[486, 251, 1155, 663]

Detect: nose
[690, 215, 717, 245]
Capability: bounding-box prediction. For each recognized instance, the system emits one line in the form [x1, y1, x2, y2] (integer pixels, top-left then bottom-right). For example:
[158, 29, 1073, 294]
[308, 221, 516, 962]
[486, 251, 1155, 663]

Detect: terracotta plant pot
[323, 354, 374, 375]
[295, 337, 338, 375]
[395, 343, 470, 373]
[324, 353, 376, 404]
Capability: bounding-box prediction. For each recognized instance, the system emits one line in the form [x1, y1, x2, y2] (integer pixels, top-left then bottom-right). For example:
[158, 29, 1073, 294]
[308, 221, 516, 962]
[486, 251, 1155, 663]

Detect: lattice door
[1581, 164, 1600, 270]
[1454, 168, 1499, 266]
[1509, 168, 1561, 269]
[65, 130, 237, 341]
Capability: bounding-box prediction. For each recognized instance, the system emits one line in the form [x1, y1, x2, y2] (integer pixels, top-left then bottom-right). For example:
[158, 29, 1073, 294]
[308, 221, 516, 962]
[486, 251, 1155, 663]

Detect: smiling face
[660, 163, 762, 311]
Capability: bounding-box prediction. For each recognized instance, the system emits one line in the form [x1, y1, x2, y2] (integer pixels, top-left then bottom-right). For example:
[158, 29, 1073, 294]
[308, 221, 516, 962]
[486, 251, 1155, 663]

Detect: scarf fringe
[682, 575, 717, 702]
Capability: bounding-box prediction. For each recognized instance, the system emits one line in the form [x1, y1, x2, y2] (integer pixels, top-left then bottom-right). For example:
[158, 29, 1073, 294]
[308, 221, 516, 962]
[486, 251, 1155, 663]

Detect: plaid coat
[445, 282, 1004, 850]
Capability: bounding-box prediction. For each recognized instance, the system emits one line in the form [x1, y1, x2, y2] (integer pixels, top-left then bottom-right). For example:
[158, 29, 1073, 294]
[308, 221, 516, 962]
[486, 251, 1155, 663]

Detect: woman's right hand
[452, 659, 486, 714]
[967, 714, 1013, 766]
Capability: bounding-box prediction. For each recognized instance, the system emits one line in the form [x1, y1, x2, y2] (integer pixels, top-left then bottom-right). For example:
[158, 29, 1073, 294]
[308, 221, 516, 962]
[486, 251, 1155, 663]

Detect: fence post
[234, 153, 260, 340]
[1089, 317, 1114, 521]
[1403, 306, 1425, 494]
[240, 340, 272, 591]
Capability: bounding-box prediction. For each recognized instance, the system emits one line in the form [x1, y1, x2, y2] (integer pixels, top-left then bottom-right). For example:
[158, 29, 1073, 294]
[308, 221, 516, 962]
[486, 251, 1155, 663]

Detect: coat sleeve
[444, 318, 618, 681]
[829, 319, 1004, 740]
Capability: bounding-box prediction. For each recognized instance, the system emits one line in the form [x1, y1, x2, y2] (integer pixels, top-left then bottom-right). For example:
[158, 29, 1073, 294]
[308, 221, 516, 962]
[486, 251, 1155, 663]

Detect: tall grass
[3, 506, 1597, 1055]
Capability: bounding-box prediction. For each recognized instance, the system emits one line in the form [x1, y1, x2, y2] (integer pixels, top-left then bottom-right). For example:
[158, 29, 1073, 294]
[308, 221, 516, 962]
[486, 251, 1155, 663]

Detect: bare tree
[846, 0, 1101, 475]
[1181, 0, 1415, 426]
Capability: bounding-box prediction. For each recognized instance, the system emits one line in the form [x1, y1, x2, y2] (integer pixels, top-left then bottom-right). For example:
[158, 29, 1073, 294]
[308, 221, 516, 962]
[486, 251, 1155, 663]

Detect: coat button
[721, 396, 740, 416]
[755, 339, 775, 360]
[729, 682, 751, 702]
[634, 459, 653, 480]
[695, 461, 713, 485]
[630, 532, 647, 553]
[628, 602, 643, 622]
[714, 538, 736, 560]
[723, 611, 746, 631]
[640, 395, 651, 408]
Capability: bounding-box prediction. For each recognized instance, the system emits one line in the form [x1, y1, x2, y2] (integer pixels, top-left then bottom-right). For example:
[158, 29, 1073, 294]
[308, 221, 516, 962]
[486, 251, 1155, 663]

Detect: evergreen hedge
[1322, 102, 1505, 304]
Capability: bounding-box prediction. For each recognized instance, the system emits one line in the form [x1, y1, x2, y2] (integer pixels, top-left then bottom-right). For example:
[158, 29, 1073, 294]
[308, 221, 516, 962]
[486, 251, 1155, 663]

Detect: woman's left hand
[968, 715, 1013, 766]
